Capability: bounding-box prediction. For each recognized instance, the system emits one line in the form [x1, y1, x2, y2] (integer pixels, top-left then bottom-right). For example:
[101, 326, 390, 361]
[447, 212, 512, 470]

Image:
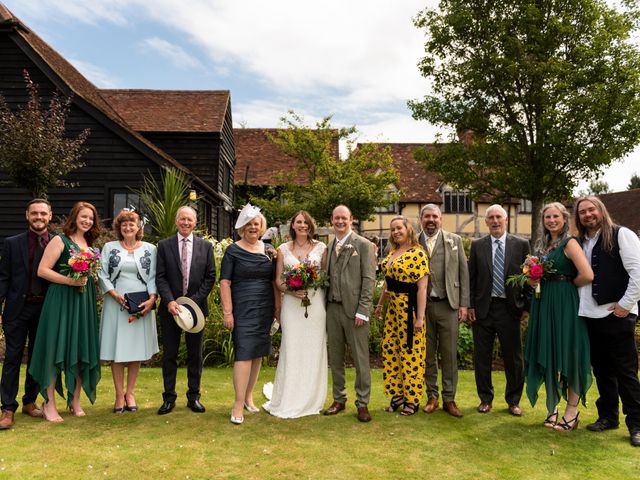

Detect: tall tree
[0, 70, 90, 198]
[629, 172, 640, 190]
[409, 0, 640, 243]
[249, 111, 400, 227]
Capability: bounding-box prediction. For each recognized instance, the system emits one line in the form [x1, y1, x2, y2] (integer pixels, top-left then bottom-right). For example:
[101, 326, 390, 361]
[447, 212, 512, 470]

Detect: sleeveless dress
[525, 237, 592, 413]
[28, 234, 101, 403]
[99, 243, 159, 362]
[220, 242, 275, 361]
[263, 242, 328, 418]
[381, 247, 429, 405]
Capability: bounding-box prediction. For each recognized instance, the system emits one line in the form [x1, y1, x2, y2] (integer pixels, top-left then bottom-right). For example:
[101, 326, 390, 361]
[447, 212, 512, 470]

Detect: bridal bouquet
[60, 247, 102, 293]
[281, 259, 328, 318]
[506, 254, 555, 299]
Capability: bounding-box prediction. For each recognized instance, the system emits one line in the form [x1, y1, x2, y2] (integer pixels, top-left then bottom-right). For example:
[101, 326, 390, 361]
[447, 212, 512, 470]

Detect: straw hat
[173, 297, 205, 333]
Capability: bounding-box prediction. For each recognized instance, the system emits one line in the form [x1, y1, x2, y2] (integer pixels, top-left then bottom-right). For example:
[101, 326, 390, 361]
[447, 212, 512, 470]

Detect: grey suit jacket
[327, 232, 376, 319]
[419, 230, 470, 310]
[469, 233, 530, 319]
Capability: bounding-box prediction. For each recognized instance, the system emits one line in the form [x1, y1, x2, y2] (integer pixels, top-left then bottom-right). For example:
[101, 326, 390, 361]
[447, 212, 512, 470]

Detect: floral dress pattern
[381, 246, 429, 405]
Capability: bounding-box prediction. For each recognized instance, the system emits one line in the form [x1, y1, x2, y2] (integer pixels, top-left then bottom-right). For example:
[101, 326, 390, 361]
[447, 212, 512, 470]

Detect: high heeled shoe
[244, 403, 260, 414]
[125, 394, 138, 412]
[543, 410, 558, 428]
[41, 402, 64, 423]
[400, 402, 419, 416]
[554, 412, 580, 431]
[384, 396, 405, 413]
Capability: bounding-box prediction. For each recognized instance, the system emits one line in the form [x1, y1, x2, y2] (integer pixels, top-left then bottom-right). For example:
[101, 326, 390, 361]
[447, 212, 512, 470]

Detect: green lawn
[1, 366, 638, 479]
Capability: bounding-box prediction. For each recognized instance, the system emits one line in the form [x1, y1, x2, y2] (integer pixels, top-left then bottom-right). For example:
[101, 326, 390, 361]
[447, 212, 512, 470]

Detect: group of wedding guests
[0, 197, 639, 447]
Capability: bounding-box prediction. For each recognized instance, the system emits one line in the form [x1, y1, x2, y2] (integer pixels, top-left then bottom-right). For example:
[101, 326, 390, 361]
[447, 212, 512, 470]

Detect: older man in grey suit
[418, 204, 470, 417]
[324, 205, 376, 422]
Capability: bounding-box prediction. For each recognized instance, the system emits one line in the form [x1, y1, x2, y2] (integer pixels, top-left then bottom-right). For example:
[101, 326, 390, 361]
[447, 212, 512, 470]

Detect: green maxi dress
[28, 234, 101, 403]
[524, 237, 592, 413]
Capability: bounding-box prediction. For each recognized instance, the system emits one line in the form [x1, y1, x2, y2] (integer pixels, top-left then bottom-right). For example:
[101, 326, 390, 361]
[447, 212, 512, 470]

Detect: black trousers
[584, 313, 640, 432]
[159, 312, 204, 403]
[0, 303, 42, 411]
[472, 299, 524, 406]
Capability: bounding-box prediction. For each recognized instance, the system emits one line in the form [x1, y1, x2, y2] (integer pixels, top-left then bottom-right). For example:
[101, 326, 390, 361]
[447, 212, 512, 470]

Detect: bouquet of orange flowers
[281, 259, 328, 317]
[60, 247, 101, 293]
[506, 254, 555, 299]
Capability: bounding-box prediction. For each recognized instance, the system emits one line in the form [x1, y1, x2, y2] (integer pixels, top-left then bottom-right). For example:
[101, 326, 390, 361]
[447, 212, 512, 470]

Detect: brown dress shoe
[443, 401, 463, 418]
[422, 398, 439, 414]
[477, 402, 492, 413]
[0, 410, 14, 429]
[323, 402, 345, 416]
[22, 403, 43, 418]
[508, 404, 523, 416]
[357, 406, 372, 422]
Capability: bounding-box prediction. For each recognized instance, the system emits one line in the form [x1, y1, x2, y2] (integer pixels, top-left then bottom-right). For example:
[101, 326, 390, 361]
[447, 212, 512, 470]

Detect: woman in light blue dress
[99, 210, 159, 413]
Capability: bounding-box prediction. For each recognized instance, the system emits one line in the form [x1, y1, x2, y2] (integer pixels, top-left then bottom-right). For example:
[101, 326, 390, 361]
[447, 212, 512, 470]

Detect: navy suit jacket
[155, 234, 216, 316]
[0, 231, 52, 322]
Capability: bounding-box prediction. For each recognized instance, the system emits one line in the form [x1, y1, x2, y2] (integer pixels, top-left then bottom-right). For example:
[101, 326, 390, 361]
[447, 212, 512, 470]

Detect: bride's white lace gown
[263, 242, 328, 418]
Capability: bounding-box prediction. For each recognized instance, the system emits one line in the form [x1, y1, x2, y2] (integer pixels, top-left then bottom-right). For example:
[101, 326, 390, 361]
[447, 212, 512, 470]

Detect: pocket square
[351, 251, 359, 257]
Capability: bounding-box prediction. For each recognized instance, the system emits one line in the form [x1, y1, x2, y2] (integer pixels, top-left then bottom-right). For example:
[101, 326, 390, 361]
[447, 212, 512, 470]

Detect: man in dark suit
[156, 206, 215, 415]
[0, 199, 53, 428]
[468, 204, 529, 416]
[418, 204, 470, 417]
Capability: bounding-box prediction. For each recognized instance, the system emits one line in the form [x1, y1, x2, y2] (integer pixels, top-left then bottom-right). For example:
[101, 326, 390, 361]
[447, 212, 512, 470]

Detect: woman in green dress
[29, 202, 102, 422]
[525, 202, 594, 431]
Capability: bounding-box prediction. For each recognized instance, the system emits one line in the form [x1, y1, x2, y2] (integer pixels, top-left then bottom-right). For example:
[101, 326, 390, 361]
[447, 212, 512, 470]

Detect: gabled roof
[100, 90, 230, 133]
[0, 3, 226, 201]
[598, 189, 640, 235]
[234, 128, 338, 186]
[358, 143, 442, 204]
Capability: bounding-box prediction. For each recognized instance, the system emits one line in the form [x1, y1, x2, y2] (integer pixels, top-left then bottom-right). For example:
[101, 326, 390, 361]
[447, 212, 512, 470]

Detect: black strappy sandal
[400, 402, 419, 416]
[384, 396, 405, 413]
[555, 412, 580, 431]
[543, 410, 558, 428]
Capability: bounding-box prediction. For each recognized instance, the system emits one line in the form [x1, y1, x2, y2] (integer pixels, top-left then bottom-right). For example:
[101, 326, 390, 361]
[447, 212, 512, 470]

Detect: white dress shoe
[244, 403, 260, 413]
[230, 412, 244, 425]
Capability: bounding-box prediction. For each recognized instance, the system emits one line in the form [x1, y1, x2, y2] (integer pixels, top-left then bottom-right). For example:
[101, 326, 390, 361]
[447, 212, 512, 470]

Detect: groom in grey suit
[324, 205, 376, 422]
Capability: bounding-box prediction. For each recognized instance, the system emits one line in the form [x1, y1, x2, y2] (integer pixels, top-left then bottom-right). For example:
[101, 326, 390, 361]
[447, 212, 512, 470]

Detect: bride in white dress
[263, 211, 328, 418]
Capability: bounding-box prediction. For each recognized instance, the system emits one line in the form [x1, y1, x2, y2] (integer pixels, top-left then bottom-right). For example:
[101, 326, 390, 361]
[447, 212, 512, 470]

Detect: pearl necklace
[121, 240, 140, 254]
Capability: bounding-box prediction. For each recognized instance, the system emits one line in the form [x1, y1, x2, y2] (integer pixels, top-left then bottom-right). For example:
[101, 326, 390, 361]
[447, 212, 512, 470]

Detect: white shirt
[177, 232, 194, 285]
[578, 227, 640, 317]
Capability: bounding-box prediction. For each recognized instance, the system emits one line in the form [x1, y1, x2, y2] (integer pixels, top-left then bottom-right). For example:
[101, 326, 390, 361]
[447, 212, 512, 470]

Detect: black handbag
[123, 291, 152, 314]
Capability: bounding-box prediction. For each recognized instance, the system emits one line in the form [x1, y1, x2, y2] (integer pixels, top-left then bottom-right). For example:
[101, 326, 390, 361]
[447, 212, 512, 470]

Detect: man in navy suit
[0, 199, 53, 428]
[468, 204, 530, 416]
[156, 206, 216, 415]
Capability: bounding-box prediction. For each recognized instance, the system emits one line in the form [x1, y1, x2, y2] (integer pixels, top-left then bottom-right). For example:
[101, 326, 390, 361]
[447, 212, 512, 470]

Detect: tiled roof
[0, 4, 225, 200]
[598, 189, 640, 234]
[234, 128, 338, 186]
[359, 143, 442, 204]
[100, 90, 230, 133]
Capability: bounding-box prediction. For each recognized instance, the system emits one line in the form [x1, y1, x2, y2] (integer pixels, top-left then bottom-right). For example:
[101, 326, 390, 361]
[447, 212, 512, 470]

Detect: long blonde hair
[534, 202, 570, 254]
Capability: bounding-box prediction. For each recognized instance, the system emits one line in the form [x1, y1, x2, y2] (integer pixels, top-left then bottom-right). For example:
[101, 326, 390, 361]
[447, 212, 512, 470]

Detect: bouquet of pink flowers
[506, 254, 555, 299]
[281, 259, 328, 317]
[60, 247, 102, 293]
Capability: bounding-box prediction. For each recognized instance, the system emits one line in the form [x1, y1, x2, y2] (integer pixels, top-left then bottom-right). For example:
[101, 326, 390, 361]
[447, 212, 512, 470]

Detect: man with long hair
[574, 196, 640, 447]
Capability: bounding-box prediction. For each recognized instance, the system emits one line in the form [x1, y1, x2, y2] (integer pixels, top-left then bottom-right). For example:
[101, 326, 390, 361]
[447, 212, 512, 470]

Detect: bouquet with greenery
[506, 254, 555, 299]
[60, 247, 102, 293]
[281, 259, 328, 317]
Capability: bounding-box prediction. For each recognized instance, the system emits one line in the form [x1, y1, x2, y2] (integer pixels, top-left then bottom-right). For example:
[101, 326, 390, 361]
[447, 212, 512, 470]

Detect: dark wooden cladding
[0, 25, 236, 247]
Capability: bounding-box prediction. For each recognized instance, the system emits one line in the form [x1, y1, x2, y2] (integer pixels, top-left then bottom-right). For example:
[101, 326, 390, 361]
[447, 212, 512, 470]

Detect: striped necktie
[492, 239, 505, 297]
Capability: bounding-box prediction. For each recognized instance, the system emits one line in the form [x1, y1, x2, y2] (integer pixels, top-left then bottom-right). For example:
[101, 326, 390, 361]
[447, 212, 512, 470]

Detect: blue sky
[4, 0, 638, 192]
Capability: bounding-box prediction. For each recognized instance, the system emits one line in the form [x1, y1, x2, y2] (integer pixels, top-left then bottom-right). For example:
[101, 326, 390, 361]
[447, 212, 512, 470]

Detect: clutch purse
[123, 291, 152, 314]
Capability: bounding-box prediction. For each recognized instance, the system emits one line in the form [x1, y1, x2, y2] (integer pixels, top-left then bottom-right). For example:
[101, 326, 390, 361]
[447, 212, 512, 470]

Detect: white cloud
[66, 58, 121, 88]
[139, 37, 203, 70]
[6, 0, 130, 26]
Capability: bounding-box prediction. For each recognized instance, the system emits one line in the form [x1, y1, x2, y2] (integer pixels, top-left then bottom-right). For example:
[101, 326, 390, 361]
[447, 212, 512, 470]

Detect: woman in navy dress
[220, 204, 279, 424]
